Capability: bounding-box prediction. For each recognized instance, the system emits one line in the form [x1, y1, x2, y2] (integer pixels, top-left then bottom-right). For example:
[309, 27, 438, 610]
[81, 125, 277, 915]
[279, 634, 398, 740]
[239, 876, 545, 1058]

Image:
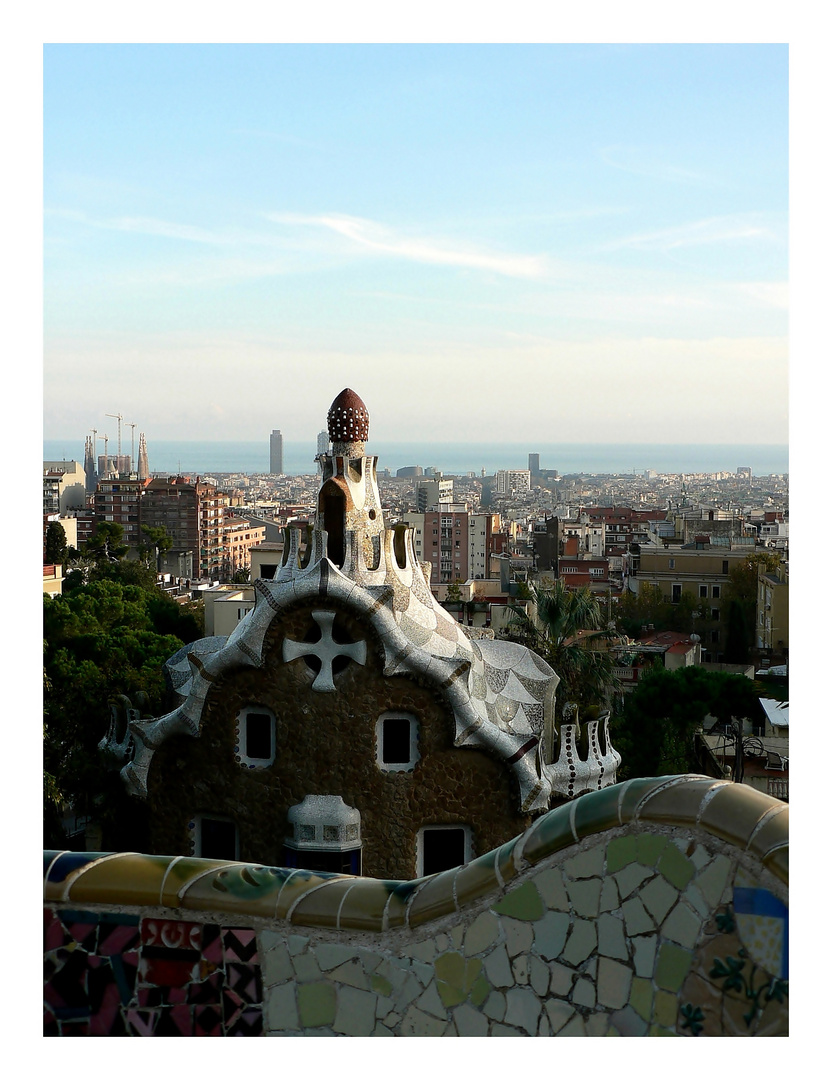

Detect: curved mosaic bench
[44, 775, 788, 1037]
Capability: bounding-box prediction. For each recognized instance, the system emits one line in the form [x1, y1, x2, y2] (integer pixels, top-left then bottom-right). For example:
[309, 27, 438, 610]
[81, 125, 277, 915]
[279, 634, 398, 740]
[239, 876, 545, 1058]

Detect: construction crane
[106, 413, 124, 465]
[97, 433, 110, 477]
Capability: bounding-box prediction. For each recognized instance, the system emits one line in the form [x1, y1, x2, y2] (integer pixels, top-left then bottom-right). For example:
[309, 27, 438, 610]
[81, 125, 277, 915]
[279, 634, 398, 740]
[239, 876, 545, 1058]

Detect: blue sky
[43, 43, 788, 445]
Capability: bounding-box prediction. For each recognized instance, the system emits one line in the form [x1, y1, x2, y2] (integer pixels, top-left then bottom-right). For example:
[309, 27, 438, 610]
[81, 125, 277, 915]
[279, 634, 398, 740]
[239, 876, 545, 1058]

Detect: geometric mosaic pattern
[44, 776, 787, 1037]
[44, 912, 262, 1037]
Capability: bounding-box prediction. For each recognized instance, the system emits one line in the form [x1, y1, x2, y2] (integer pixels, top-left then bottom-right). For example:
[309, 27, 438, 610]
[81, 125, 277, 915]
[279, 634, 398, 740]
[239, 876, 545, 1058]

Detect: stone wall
[147, 600, 531, 878]
[44, 775, 788, 1037]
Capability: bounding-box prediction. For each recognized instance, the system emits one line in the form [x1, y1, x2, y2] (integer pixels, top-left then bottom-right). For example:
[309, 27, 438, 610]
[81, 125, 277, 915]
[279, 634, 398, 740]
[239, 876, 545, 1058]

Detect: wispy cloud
[601, 215, 776, 253]
[266, 212, 551, 279]
[599, 145, 722, 187]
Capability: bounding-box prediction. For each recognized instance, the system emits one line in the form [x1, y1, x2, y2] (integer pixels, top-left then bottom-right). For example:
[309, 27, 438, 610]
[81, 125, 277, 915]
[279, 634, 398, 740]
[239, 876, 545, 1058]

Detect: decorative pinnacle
[327, 388, 369, 444]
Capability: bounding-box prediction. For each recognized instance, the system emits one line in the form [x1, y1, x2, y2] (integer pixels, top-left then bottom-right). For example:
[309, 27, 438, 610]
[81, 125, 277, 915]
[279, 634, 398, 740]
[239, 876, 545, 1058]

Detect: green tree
[610, 666, 762, 780]
[722, 551, 781, 663]
[616, 583, 706, 638]
[503, 582, 620, 708]
[139, 524, 173, 571]
[43, 578, 202, 849]
[84, 520, 128, 563]
[44, 521, 68, 565]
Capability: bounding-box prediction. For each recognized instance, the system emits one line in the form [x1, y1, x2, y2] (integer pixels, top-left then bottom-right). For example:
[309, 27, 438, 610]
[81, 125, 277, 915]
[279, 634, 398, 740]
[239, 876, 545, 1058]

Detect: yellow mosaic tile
[335, 880, 396, 931]
[63, 853, 173, 907]
[698, 783, 781, 847]
[406, 869, 459, 927]
[288, 878, 360, 928]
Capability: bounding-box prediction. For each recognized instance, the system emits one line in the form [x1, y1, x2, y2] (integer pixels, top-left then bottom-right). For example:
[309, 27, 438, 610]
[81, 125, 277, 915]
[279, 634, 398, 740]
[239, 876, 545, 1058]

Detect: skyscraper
[528, 453, 540, 476]
[316, 430, 329, 455]
[270, 430, 284, 475]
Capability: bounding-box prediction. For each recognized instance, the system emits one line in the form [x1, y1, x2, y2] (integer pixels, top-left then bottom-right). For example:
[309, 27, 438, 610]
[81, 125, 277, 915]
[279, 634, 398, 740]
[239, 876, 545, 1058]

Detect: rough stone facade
[148, 597, 531, 878]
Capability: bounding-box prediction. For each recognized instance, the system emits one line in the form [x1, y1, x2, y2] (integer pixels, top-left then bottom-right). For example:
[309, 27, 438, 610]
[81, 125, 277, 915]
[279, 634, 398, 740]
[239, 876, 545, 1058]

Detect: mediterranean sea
[44, 439, 789, 478]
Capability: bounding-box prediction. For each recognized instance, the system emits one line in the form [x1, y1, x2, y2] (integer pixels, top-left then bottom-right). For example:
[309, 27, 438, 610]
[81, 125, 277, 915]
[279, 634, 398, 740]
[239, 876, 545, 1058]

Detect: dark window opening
[321, 485, 346, 567]
[244, 712, 272, 759]
[282, 847, 361, 875]
[260, 563, 277, 580]
[200, 818, 237, 860]
[382, 716, 411, 764]
[422, 827, 467, 876]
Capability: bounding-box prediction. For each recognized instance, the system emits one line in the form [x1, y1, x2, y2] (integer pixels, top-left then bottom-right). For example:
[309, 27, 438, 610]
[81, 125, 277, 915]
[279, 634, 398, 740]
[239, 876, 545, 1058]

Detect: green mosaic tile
[658, 841, 696, 889]
[406, 870, 459, 928]
[662, 902, 702, 950]
[454, 848, 501, 907]
[606, 834, 638, 873]
[493, 880, 545, 921]
[371, 972, 393, 997]
[655, 942, 693, 993]
[572, 783, 624, 838]
[532, 910, 571, 962]
[298, 981, 337, 1028]
[470, 974, 490, 1007]
[654, 989, 679, 1029]
[434, 952, 484, 1008]
[520, 803, 577, 865]
[629, 976, 654, 1021]
[618, 777, 671, 823]
[333, 985, 377, 1036]
[636, 833, 668, 867]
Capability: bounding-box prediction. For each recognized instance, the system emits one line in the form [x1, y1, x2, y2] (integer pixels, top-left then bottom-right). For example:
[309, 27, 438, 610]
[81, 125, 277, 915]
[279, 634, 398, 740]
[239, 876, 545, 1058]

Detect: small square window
[417, 825, 471, 876]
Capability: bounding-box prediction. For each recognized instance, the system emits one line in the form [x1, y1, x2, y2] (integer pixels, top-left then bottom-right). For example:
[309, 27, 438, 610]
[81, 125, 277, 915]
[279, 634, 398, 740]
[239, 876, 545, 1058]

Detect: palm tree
[503, 582, 621, 709]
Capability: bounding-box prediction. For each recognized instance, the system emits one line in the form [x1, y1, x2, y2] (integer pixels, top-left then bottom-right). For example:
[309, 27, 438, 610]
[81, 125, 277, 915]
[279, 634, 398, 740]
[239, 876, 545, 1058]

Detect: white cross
[282, 610, 367, 692]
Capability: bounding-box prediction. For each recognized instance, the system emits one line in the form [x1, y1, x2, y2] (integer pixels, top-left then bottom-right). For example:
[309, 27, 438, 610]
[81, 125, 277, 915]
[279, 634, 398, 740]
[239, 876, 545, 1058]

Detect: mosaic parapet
[43, 775, 788, 927]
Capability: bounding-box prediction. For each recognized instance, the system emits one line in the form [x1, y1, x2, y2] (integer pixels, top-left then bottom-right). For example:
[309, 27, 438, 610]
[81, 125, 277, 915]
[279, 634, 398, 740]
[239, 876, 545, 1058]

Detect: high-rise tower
[270, 430, 284, 475]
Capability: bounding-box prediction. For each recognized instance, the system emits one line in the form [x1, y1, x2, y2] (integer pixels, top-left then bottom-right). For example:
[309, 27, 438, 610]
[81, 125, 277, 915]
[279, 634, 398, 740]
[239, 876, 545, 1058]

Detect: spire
[137, 433, 150, 480]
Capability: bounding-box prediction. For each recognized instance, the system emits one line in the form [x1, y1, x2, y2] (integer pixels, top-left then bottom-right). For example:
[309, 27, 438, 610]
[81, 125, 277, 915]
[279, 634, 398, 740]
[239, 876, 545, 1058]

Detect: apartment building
[757, 562, 789, 656]
[94, 477, 151, 551]
[224, 516, 267, 577]
[495, 469, 531, 495]
[43, 461, 87, 515]
[629, 538, 752, 662]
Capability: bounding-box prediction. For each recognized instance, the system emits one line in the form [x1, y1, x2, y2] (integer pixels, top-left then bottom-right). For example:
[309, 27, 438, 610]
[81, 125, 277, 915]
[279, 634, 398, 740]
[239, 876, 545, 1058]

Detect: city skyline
[44, 43, 788, 446]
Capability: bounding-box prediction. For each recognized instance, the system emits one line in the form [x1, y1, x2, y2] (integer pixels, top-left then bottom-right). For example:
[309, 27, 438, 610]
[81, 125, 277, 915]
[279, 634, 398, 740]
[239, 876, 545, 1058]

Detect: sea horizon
[44, 439, 789, 478]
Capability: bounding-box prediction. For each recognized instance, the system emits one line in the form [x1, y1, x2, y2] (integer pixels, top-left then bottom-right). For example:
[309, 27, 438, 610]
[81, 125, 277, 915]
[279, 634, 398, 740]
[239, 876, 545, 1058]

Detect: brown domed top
[327, 388, 369, 443]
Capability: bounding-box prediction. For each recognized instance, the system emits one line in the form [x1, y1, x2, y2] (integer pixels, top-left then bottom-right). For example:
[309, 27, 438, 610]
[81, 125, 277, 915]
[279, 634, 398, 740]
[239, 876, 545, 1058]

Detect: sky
[42, 42, 789, 446]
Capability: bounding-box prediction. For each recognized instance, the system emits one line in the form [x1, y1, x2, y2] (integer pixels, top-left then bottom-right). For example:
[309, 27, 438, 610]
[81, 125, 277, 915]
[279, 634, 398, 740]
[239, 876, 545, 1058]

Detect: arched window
[319, 479, 346, 566]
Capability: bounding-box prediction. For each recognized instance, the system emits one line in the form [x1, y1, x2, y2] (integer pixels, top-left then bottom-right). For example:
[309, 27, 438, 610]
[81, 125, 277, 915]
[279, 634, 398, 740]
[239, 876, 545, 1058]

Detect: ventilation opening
[302, 613, 353, 677]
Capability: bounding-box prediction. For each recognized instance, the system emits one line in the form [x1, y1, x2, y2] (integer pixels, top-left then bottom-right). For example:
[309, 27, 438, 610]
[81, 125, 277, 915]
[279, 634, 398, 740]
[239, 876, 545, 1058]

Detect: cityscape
[42, 42, 789, 1040]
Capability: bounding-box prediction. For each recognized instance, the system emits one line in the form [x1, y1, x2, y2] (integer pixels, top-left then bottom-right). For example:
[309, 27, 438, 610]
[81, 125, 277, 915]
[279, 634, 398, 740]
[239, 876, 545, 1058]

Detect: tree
[719, 552, 781, 663]
[610, 666, 762, 780]
[43, 577, 203, 849]
[44, 521, 68, 565]
[139, 524, 173, 572]
[84, 520, 128, 563]
[616, 583, 706, 638]
[503, 582, 620, 708]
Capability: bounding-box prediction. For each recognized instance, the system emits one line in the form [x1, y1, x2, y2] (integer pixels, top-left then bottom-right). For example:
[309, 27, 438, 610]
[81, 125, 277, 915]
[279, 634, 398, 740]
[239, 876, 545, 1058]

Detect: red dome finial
[327, 388, 369, 443]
